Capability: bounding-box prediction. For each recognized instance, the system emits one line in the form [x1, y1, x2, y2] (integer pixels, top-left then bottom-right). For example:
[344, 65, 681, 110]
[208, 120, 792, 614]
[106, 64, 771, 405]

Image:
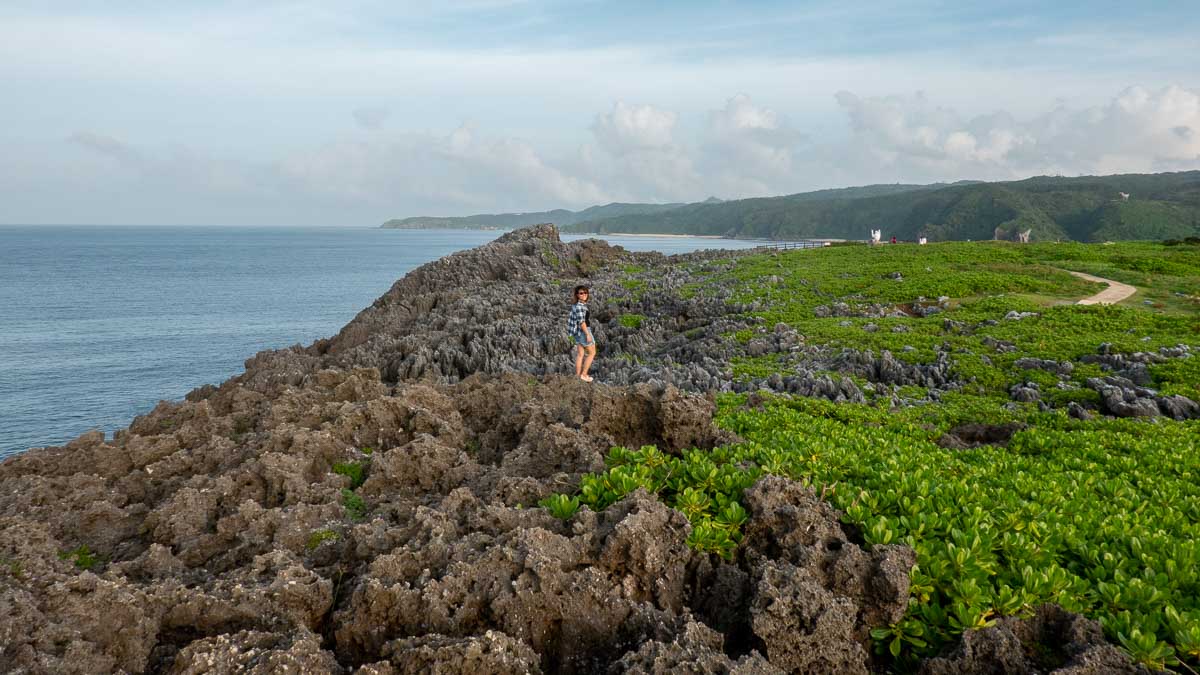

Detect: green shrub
[539, 494, 580, 520]
[58, 545, 100, 571]
[306, 528, 339, 550]
[332, 460, 368, 489]
[618, 314, 646, 329]
[341, 488, 367, 521]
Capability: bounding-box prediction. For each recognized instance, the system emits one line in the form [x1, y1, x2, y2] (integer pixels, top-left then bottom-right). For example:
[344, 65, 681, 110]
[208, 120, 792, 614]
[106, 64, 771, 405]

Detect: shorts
[572, 330, 595, 347]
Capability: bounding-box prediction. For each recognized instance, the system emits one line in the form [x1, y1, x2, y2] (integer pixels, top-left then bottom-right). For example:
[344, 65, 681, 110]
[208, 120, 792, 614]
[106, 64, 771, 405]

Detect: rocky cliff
[0, 225, 1143, 673]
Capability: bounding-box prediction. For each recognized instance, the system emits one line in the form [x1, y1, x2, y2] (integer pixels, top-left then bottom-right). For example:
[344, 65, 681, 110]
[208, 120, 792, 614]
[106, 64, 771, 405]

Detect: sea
[0, 226, 766, 458]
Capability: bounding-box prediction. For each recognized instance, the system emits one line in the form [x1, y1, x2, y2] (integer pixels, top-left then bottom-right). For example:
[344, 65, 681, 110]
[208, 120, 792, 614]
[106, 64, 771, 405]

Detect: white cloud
[830, 85, 1200, 181]
[582, 101, 700, 201]
[591, 102, 678, 154]
[702, 94, 805, 196]
[7, 84, 1200, 226]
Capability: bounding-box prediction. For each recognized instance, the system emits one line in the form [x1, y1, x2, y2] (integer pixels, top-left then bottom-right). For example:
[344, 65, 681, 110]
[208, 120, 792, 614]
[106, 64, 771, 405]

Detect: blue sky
[1, 0, 1198, 225]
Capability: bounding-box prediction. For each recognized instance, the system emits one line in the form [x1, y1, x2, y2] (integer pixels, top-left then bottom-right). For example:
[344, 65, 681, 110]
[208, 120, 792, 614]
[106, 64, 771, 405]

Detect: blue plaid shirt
[567, 302, 589, 337]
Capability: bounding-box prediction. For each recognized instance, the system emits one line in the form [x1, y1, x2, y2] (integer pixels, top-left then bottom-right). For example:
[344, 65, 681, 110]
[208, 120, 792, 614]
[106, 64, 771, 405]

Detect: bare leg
[581, 344, 596, 380]
[574, 344, 584, 376]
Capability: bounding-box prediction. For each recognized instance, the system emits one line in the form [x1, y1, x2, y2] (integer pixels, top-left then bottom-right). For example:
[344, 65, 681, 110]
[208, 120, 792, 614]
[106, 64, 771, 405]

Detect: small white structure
[870, 229, 882, 245]
[918, 237, 928, 245]
[1017, 229, 1032, 244]
[1119, 192, 1130, 201]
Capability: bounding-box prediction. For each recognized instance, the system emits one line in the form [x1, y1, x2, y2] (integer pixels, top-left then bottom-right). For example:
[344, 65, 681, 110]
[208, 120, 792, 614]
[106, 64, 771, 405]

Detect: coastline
[2, 225, 1196, 673]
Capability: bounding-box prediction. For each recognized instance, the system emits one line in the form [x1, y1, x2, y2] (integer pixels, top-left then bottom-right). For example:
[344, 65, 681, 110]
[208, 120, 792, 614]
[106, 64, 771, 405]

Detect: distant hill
[563, 172, 1200, 242]
[382, 172, 1200, 242]
[380, 201, 690, 230]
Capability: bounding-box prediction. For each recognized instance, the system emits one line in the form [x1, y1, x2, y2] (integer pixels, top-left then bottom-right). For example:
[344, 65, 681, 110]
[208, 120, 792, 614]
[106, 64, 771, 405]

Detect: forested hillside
[381, 200, 693, 229]
[565, 171, 1200, 242]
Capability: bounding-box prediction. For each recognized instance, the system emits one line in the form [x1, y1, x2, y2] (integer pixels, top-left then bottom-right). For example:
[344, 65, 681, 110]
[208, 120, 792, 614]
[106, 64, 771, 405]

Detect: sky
[2, 0, 1199, 226]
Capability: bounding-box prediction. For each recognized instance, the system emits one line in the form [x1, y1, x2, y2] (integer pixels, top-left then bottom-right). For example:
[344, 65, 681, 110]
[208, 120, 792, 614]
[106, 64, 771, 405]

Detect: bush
[58, 545, 100, 571]
[332, 460, 368, 490]
[306, 529, 339, 550]
[618, 314, 646, 329]
[341, 488, 367, 521]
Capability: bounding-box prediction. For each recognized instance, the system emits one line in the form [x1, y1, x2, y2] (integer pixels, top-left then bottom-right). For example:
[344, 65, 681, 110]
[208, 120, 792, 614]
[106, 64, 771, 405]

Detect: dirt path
[1068, 270, 1138, 305]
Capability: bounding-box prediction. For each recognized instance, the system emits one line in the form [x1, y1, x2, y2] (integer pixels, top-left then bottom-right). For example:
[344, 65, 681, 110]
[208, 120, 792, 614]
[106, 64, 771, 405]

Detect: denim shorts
[572, 330, 595, 347]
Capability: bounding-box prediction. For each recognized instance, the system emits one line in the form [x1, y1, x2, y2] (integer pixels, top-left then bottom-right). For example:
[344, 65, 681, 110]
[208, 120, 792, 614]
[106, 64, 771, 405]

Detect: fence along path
[754, 241, 831, 251]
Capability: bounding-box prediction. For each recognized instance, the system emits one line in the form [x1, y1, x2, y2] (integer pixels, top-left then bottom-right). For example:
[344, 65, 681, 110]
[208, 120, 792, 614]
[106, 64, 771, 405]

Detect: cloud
[591, 101, 678, 154]
[830, 85, 1200, 181]
[581, 101, 700, 201]
[54, 123, 614, 224]
[441, 123, 611, 206]
[12, 84, 1200, 226]
[352, 107, 390, 130]
[702, 94, 805, 196]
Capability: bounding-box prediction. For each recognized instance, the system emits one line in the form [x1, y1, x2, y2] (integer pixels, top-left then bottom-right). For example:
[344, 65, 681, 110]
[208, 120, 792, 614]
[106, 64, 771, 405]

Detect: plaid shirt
[566, 302, 589, 336]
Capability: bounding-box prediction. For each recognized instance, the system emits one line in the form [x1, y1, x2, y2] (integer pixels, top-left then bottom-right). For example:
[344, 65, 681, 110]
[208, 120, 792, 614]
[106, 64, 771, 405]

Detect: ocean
[0, 226, 765, 458]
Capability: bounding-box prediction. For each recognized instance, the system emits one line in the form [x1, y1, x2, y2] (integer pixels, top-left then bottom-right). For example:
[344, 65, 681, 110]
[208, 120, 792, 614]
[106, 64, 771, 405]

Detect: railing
[755, 240, 831, 251]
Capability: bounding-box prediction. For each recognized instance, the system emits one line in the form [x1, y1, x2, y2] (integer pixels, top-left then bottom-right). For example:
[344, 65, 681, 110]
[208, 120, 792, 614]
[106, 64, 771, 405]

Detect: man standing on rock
[567, 285, 596, 382]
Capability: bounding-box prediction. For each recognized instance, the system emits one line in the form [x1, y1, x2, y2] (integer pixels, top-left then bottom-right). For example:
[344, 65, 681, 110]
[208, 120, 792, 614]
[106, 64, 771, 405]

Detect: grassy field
[546, 240, 1200, 671]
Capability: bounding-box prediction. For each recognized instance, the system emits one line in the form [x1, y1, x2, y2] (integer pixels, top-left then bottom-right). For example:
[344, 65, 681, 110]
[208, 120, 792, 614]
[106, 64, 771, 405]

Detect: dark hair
[573, 285, 590, 298]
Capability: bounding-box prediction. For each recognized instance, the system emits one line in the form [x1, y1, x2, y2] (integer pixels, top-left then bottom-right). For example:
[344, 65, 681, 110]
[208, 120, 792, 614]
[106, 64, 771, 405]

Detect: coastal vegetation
[552, 238, 1200, 670]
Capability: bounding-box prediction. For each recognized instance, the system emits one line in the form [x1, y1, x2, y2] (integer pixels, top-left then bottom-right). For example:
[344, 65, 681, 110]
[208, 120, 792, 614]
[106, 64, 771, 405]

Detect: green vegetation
[58, 545, 100, 571]
[565, 171, 1200, 242]
[547, 239, 1200, 670]
[332, 460, 368, 490]
[341, 488, 367, 522]
[381, 201, 687, 229]
[1, 556, 23, 579]
[718, 396, 1200, 670]
[383, 172, 1200, 241]
[618, 313, 646, 329]
[576, 445, 752, 559]
[306, 528, 340, 550]
[539, 493, 580, 520]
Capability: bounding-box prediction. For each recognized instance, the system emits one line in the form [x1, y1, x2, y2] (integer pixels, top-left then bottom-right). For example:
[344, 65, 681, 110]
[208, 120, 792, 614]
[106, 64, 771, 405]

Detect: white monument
[1017, 229, 1031, 244]
[870, 229, 882, 245]
[918, 237, 927, 245]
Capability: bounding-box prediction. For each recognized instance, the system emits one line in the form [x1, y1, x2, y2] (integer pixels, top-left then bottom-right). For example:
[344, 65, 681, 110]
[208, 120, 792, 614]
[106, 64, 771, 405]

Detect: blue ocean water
[0, 226, 764, 457]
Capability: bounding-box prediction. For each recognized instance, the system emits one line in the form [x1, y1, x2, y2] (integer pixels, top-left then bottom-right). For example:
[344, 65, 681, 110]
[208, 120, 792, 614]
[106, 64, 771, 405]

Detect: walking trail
[1068, 270, 1138, 305]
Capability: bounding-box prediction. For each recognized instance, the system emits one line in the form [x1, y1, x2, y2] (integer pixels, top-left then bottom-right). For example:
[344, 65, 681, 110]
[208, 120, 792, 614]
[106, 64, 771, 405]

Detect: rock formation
[0, 225, 1154, 673]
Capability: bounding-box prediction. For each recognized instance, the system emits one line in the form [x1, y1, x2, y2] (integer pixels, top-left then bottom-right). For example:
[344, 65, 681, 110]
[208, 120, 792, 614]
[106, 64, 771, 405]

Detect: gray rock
[920, 605, 1149, 675]
[1067, 402, 1094, 420]
[1158, 395, 1200, 420]
[1014, 357, 1074, 378]
[1009, 384, 1041, 403]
